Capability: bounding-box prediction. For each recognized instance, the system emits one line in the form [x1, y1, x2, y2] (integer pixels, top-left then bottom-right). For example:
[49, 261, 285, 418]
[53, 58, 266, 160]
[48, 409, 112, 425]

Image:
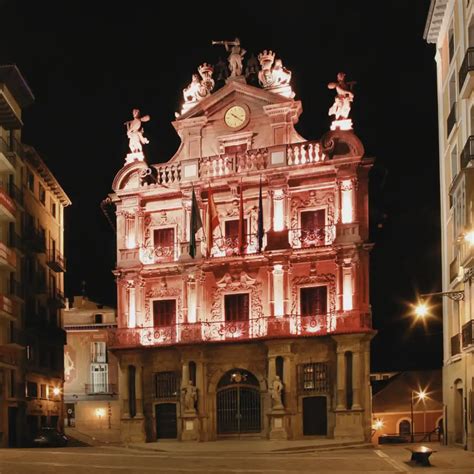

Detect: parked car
[32, 427, 68, 447]
[378, 434, 409, 444]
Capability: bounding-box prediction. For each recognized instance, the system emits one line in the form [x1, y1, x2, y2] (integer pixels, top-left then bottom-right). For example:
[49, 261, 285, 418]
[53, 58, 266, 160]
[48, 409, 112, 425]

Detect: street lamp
[464, 230, 474, 246]
[410, 389, 427, 443]
[414, 291, 464, 319]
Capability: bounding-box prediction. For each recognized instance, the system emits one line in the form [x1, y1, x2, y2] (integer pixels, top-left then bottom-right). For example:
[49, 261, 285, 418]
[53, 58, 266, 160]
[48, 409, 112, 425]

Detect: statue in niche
[271, 375, 284, 409]
[182, 380, 197, 412]
[124, 109, 150, 154]
[212, 38, 246, 77]
[327, 72, 356, 120]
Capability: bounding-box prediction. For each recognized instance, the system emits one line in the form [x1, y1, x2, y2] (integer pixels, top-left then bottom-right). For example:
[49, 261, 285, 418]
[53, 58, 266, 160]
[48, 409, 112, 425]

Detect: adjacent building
[0, 65, 70, 447]
[63, 296, 120, 443]
[425, 0, 474, 450]
[108, 48, 374, 443]
[371, 370, 443, 444]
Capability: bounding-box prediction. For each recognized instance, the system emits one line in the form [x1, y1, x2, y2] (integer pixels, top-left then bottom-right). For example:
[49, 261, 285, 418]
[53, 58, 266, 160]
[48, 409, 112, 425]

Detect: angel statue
[124, 109, 151, 154]
[327, 72, 356, 120]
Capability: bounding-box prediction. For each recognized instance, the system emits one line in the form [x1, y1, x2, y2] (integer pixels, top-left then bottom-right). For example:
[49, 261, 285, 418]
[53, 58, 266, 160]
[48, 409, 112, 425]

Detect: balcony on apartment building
[23, 226, 46, 253]
[8, 278, 24, 302]
[0, 241, 16, 270]
[0, 294, 13, 320]
[8, 181, 23, 209]
[0, 183, 15, 221]
[46, 248, 66, 272]
[108, 311, 372, 349]
[84, 383, 118, 396]
[8, 231, 25, 255]
[5, 326, 25, 349]
[459, 47, 474, 99]
[0, 137, 16, 172]
[47, 289, 66, 309]
[461, 135, 474, 170]
[447, 101, 457, 138]
[462, 320, 474, 349]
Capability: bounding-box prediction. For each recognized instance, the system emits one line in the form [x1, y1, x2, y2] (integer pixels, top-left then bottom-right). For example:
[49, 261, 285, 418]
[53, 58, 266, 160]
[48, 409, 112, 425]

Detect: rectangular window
[40, 384, 47, 399]
[153, 299, 176, 327]
[90, 341, 107, 363]
[27, 381, 38, 398]
[154, 371, 180, 399]
[224, 293, 249, 322]
[301, 209, 326, 230]
[27, 169, 34, 192]
[94, 313, 103, 324]
[9, 370, 15, 398]
[451, 147, 458, 182]
[297, 362, 330, 393]
[225, 219, 247, 238]
[90, 363, 109, 393]
[153, 228, 174, 248]
[300, 286, 328, 316]
[39, 184, 46, 205]
[51, 200, 57, 218]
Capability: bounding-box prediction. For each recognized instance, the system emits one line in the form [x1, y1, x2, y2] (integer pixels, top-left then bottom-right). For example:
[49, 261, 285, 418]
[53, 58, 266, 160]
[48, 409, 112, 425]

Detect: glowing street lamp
[465, 230, 474, 246]
[414, 301, 429, 319]
[412, 291, 464, 321]
[373, 419, 384, 431]
[410, 389, 428, 442]
[52, 387, 61, 397]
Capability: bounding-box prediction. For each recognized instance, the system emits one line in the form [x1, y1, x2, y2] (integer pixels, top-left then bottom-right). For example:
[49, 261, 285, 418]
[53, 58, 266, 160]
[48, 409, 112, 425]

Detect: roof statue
[124, 109, 150, 163]
[327, 72, 356, 131]
[178, 63, 215, 116]
[212, 38, 246, 80]
[257, 50, 295, 99]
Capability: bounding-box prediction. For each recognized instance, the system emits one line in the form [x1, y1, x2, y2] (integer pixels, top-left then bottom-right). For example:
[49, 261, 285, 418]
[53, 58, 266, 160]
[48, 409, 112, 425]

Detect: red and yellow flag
[206, 186, 220, 256]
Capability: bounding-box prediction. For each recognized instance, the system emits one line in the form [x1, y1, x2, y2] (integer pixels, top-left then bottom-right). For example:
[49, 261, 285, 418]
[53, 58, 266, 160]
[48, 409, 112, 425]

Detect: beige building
[63, 296, 120, 443]
[425, 0, 474, 451]
[108, 49, 374, 443]
[0, 64, 71, 447]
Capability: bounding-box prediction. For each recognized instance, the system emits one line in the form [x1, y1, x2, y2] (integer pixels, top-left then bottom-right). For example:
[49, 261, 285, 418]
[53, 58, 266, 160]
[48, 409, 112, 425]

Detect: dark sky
[0, 0, 441, 372]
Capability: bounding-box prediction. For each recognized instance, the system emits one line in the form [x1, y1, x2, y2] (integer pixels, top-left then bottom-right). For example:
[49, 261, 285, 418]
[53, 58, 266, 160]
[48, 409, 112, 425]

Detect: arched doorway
[216, 369, 261, 435]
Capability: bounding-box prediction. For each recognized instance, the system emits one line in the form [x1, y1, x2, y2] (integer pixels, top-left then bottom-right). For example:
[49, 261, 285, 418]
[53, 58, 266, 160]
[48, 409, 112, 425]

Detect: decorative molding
[144, 278, 182, 324]
[291, 273, 336, 315]
[290, 191, 335, 230]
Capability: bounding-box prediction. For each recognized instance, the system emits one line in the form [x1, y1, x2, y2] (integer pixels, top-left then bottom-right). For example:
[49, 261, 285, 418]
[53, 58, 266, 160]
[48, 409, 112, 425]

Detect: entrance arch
[216, 369, 261, 435]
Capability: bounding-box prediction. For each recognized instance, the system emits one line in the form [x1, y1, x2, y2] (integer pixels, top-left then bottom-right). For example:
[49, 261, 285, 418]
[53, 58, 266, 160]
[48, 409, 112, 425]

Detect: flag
[206, 186, 220, 257]
[257, 176, 264, 252]
[189, 187, 203, 258]
[238, 181, 245, 255]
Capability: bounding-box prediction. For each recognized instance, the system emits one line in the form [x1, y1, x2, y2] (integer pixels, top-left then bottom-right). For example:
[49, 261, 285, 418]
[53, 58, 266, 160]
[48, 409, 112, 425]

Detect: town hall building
[107, 42, 374, 443]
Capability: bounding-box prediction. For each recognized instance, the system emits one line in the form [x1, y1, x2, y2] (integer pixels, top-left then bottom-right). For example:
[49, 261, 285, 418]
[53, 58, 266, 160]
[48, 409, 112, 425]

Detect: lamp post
[414, 291, 464, 319]
[410, 389, 427, 443]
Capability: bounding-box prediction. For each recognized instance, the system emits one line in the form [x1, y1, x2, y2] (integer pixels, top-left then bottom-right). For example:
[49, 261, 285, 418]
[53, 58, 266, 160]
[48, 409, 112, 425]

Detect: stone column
[268, 356, 276, 383]
[336, 350, 346, 410]
[182, 362, 190, 388]
[119, 363, 129, 419]
[136, 208, 145, 248]
[135, 365, 144, 417]
[117, 211, 126, 251]
[351, 351, 362, 410]
[128, 282, 136, 328]
[268, 267, 274, 316]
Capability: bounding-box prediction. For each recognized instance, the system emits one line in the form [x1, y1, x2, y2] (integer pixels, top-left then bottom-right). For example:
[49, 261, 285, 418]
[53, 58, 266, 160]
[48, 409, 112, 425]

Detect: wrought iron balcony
[0, 137, 15, 171]
[451, 333, 461, 356]
[84, 383, 118, 395]
[47, 248, 66, 272]
[210, 234, 260, 257]
[447, 102, 457, 137]
[108, 312, 372, 349]
[462, 320, 474, 348]
[289, 226, 336, 248]
[461, 135, 474, 170]
[0, 185, 15, 220]
[8, 182, 23, 208]
[48, 290, 66, 309]
[459, 47, 474, 97]
[139, 243, 178, 264]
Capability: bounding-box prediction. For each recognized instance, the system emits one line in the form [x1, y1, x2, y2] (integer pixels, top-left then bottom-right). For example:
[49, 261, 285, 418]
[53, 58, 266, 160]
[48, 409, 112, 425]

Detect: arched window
[345, 351, 353, 409]
[399, 419, 411, 436]
[276, 356, 284, 380]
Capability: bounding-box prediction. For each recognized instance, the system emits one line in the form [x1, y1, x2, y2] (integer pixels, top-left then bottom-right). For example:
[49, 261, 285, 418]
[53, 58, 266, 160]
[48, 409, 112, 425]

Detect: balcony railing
[8, 232, 25, 254]
[459, 48, 474, 93]
[451, 333, 461, 356]
[108, 312, 372, 349]
[23, 227, 46, 253]
[0, 241, 16, 269]
[0, 137, 16, 169]
[85, 383, 118, 395]
[0, 185, 15, 218]
[461, 136, 474, 170]
[8, 182, 23, 207]
[8, 279, 24, 300]
[139, 243, 177, 264]
[289, 226, 336, 248]
[46, 248, 66, 272]
[211, 234, 260, 257]
[447, 102, 457, 137]
[48, 290, 66, 309]
[462, 320, 474, 348]
[7, 327, 25, 346]
[0, 294, 13, 318]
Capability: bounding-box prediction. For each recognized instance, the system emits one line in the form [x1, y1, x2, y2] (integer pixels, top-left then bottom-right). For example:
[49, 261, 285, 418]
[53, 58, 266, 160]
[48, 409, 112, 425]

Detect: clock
[224, 105, 248, 129]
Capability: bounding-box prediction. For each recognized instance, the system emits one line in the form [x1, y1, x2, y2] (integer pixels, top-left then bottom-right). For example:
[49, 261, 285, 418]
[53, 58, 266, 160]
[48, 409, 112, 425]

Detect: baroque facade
[108, 46, 374, 443]
[425, 0, 474, 450]
[0, 65, 70, 447]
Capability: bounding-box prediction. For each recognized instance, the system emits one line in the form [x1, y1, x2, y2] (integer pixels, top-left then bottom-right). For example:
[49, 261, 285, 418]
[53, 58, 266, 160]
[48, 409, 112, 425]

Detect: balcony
[139, 243, 178, 264]
[0, 294, 13, 320]
[0, 137, 15, 172]
[289, 226, 336, 249]
[6, 327, 25, 348]
[8, 232, 25, 254]
[8, 181, 23, 208]
[461, 136, 474, 170]
[46, 248, 66, 272]
[0, 241, 16, 270]
[0, 185, 15, 221]
[23, 227, 46, 253]
[108, 311, 372, 349]
[447, 102, 457, 138]
[210, 234, 261, 258]
[459, 48, 474, 99]
[8, 279, 24, 301]
[84, 383, 118, 395]
[462, 320, 474, 348]
[451, 333, 461, 356]
[48, 290, 66, 309]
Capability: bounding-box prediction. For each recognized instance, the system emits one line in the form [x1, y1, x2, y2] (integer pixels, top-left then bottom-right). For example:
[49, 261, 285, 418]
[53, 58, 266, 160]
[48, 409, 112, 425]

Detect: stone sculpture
[271, 375, 284, 409]
[327, 72, 355, 121]
[182, 380, 198, 412]
[212, 38, 246, 77]
[124, 109, 150, 155]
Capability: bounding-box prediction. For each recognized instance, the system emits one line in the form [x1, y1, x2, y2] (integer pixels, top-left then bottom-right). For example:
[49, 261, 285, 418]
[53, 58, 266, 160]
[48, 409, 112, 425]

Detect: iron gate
[216, 369, 261, 435]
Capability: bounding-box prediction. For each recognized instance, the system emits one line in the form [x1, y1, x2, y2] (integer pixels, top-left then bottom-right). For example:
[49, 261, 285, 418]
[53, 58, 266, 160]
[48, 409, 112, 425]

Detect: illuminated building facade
[0, 65, 70, 447]
[425, 0, 474, 450]
[109, 48, 374, 442]
[63, 296, 120, 442]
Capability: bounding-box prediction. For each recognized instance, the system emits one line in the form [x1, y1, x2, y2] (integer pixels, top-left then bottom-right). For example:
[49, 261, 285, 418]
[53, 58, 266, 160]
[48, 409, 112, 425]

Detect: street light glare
[415, 302, 429, 318]
[465, 230, 474, 246]
[417, 389, 427, 401]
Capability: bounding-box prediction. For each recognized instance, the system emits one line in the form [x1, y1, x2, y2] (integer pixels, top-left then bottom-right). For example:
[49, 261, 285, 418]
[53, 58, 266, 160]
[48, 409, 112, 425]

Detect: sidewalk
[125, 437, 371, 453]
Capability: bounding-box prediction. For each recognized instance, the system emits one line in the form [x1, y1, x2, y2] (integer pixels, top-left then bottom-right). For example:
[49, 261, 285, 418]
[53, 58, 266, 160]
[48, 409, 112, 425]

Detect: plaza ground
[0, 442, 474, 473]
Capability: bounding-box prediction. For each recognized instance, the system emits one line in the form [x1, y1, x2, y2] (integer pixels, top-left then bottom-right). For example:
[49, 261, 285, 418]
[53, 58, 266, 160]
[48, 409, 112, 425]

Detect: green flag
[189, 187, 203, 258]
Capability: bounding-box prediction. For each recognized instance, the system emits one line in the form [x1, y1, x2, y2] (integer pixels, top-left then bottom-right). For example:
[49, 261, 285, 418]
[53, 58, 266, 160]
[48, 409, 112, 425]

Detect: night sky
[0, 0, 441, 372]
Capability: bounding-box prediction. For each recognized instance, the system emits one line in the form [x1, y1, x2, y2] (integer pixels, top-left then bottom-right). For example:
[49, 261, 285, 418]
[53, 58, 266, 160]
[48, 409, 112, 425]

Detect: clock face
[224, 105, 247, 129]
